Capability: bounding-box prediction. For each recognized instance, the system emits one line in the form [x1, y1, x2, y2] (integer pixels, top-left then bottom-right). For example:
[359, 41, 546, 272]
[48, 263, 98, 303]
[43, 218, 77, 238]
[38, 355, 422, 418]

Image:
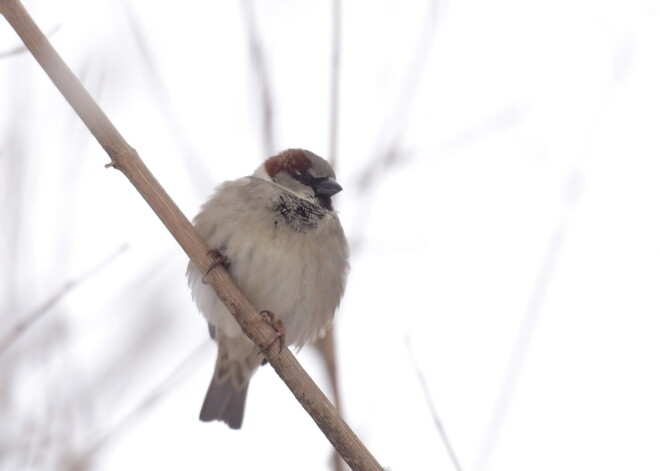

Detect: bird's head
[255, 149, 342, 211]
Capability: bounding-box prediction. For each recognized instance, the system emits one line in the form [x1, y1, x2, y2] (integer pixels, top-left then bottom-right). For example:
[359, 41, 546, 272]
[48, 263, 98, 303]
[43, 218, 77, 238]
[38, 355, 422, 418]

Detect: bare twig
[328, 0, 341, 167]
[325, 4, 344, 468]
[348, 0, 448, 253]
[119, 0, 214, 196]
[0, 2, 382, 469]
[241, 0, 275, 157]
[83, 341, 211, 458]
[357, 0, 448, 192]
[405, 336, 463, 471]
[0, 244, 129, 357]
[474, 227, 565, 471]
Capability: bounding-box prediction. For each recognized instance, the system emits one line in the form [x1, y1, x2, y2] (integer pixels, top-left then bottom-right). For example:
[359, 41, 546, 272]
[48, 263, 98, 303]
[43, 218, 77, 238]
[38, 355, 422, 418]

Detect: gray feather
[199, 378, 249, 429]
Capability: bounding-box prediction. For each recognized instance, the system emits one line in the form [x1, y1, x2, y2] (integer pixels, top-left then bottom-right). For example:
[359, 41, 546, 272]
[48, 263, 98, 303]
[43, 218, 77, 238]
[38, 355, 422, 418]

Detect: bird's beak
[313, 178, 343, 197]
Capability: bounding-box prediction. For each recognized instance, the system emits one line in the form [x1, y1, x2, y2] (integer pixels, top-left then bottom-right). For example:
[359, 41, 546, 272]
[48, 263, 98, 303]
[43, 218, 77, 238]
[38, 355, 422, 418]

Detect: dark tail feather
[199, 378, 249, 429]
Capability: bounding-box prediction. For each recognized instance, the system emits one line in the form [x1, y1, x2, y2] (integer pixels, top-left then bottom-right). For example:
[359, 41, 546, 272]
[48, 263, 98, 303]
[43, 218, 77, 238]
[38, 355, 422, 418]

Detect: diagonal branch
[0, 1, 382, 470]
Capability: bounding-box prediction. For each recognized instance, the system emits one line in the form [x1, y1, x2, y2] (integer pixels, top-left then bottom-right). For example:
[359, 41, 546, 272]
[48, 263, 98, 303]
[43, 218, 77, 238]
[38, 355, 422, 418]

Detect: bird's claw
[258, 310, 285, 354]
[202, 249, 230, 284]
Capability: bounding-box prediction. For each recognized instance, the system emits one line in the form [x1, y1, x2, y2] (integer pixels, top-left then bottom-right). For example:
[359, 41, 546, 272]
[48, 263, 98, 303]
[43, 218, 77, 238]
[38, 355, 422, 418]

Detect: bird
[186, 148, 349, 429]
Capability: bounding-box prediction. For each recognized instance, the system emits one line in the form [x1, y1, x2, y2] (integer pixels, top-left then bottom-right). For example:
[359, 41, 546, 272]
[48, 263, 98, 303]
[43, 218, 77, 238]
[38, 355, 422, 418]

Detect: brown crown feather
[264, 149, 312, 178]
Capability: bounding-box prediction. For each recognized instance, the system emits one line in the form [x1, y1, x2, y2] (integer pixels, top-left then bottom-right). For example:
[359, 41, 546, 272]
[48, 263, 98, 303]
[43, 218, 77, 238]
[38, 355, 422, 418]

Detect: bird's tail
[199, 376, 249, 428]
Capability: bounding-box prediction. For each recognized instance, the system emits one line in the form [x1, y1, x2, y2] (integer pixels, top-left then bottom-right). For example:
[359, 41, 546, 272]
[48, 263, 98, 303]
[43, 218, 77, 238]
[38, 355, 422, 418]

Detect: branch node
[105, 146, 137, 173]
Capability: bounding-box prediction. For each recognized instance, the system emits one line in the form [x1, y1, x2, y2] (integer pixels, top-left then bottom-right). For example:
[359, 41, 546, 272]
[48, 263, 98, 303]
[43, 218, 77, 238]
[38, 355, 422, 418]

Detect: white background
[1, 0, 660, 470]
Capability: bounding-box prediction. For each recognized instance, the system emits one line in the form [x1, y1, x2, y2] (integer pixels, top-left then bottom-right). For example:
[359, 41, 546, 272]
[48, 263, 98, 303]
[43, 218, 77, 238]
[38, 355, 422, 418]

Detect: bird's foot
[202, 249, 231, 284]
[258, 310, 285, 354]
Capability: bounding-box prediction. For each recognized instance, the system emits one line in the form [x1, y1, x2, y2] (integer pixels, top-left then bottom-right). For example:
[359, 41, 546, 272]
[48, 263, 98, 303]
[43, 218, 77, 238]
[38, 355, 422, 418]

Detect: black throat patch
[271, 192, 327, 233]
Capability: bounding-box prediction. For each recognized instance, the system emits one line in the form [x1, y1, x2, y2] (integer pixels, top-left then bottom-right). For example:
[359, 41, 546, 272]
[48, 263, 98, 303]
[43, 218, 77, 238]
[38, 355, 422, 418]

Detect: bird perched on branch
[186, 149, 349, 428]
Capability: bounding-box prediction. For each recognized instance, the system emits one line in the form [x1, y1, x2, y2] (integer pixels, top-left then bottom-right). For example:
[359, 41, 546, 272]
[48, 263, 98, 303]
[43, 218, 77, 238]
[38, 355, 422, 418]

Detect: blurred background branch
[0, 244, 128, 357]
[241, 0, 275, 157]
[328, 0, 341, 167]
[405, 336, 463, 471]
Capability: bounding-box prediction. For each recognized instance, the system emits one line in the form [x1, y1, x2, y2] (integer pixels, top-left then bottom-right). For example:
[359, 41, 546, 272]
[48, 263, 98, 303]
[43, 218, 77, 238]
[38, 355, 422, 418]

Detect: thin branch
[325, 5, 343, 467]
[0, 244, 129, 357]
[328, 0, 341, 167]
[241, 0, 275, 157]
[474, 57, 616, 466]
[83, 341, 211, 458]
[357, 0, 448, 192]
[0, 2, 382, 470]
[474, 226, 565, 471]
[119, 0, 215, 196]
[405, 336, 463, 471]
[348, 0, 447, 252]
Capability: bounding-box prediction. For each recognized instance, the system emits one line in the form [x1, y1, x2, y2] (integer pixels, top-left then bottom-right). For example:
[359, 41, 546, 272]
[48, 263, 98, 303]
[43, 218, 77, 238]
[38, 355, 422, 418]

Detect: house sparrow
[186, 149, 349, 429]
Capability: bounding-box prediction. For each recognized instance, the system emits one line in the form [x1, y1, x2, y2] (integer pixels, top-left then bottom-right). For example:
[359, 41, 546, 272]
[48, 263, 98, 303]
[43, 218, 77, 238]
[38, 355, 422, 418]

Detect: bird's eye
[297, 172, 313, 185]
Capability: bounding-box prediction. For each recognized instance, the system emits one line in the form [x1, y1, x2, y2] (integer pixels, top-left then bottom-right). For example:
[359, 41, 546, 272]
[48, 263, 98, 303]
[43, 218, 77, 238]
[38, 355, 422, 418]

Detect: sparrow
[186, 148, 349, 429]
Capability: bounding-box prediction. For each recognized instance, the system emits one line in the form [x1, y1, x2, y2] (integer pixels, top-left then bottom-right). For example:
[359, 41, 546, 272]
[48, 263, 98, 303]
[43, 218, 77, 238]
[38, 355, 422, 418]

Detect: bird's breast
[227, 213, 348, 346]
